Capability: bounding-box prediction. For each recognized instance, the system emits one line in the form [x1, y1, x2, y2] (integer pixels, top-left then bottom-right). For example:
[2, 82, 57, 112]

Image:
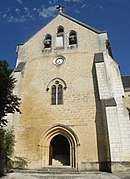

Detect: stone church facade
[9, 10, 130, 172]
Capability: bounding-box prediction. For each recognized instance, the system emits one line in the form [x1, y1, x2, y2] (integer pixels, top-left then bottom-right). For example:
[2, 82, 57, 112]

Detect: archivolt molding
[46, 78, 67, 91]
[39, 124, 80, 147]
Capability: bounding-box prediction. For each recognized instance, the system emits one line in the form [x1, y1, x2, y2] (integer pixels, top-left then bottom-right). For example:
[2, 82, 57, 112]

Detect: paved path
[1, 171, 130, 179]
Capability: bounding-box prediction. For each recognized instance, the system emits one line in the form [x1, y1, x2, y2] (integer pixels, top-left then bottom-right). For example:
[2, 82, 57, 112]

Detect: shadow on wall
[92, 59, 111, 172]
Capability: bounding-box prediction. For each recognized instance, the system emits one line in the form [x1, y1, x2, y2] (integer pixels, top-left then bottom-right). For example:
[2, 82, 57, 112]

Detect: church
[9, 5, 130, 172]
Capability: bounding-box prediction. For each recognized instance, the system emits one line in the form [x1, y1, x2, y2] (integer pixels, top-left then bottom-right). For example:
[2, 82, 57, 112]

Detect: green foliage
[0, 60, 21, 127]
[0, 128, 14, 156]
[0, 60, 21, 176]
[14, 157, 28, 169]
[0, 60, 11, 77]
[0, 128, 15, 172]
[5, 131, 15, 157]
[0, 129, 28, 172]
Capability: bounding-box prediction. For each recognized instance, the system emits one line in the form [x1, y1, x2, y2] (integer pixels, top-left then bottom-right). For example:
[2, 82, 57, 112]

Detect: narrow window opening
[69, 31, 77, 45]
[44, 34, 52, 49]
[58, 84, 63, 104]
[51, 85, 56, 105]
[55, 26, 64, 48]
[51, 84, 63, 105]
[57, 26, 64, 36]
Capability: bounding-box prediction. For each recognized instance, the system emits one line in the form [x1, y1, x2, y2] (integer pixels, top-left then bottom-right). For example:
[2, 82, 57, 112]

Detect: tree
[0, 60, 21, 176]
[0, 60, 21, 127]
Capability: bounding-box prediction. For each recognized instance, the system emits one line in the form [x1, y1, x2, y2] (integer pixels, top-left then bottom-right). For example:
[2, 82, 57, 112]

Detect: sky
[0, 0, 130, 76]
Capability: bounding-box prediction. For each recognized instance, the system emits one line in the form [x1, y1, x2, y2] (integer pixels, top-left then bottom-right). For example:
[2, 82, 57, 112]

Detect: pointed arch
[40, 124, 80, 146]
[39, 124, 80, 168]
[46, 77, 67, 91]
[46, 78, 67, 105]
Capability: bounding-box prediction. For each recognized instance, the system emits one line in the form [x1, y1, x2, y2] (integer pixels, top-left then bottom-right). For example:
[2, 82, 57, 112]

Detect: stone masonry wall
[95, 52, 130, 171]
[12, 14, 108, 170]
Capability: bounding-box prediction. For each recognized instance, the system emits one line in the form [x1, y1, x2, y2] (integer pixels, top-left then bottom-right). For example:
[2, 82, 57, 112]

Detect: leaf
[0, 60, 21, 127]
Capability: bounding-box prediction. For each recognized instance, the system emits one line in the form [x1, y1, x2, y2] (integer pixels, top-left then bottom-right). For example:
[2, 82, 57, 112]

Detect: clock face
[55, 58, 64, 65]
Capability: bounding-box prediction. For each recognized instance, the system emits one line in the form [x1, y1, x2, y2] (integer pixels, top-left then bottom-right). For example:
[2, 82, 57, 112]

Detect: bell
[45, 39, 51, 45]
[70, 35, 75, 42]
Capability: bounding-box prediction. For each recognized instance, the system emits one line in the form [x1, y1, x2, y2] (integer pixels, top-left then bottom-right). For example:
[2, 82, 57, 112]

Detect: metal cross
[56, 3, 64, 13]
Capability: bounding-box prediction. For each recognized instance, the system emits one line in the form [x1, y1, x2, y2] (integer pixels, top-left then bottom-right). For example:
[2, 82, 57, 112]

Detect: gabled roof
[18, 11, 106, 46]
[59, 12, 106, 34]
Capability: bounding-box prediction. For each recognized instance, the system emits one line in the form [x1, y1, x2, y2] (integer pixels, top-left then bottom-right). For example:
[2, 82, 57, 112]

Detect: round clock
[55, 58, 64, 65]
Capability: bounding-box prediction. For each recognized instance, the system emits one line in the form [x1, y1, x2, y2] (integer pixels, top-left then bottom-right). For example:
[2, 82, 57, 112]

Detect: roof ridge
[18, 11, 106, 45]
[59, 12, 106, 34]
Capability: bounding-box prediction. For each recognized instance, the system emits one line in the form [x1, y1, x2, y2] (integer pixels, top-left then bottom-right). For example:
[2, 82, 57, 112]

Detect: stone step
[52, 159, 63, 166]
[14, 167, 79, 174]
[40, 166, 78, 173]
[52, 155, 70, 166]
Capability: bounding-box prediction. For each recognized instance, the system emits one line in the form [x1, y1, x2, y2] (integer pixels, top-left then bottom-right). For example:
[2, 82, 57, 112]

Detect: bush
[0, 128, 15, 173]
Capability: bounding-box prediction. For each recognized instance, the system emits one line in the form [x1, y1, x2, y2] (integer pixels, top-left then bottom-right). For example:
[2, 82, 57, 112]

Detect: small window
[51, 85, 56, 105]
[69, 31, 77, 45]
[55, 26, 64, 48]
[51, 83, 63, 105]
[58, 84, 63, 104]
[44, 34, 52, 49]
[57, 26, 64, 36]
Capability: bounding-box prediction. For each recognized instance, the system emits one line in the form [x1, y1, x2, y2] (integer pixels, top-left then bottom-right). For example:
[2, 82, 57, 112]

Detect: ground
[1, 171, 130, 179]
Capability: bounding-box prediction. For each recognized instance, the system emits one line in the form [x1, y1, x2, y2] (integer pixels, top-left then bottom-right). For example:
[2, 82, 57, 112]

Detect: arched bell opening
[49, 134, 70, 166]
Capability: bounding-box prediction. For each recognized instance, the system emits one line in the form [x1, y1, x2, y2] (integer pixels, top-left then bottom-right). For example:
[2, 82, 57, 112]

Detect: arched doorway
[49, 134, 70, 166]
[39, 124, 80, 168]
